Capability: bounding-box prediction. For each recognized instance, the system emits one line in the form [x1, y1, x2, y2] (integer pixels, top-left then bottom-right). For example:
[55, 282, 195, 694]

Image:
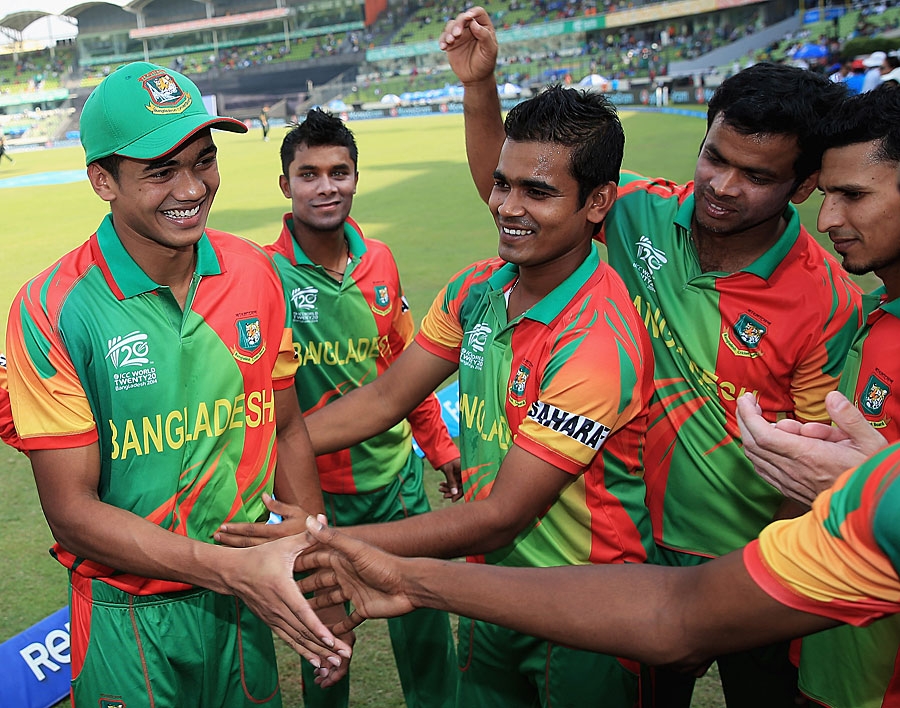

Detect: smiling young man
[439, 10, 863, 707]
[4, 62, 349, 708]
[263, 109, 460, 708]
[737, 87, 900, 708]
[219, 86, 656, 707]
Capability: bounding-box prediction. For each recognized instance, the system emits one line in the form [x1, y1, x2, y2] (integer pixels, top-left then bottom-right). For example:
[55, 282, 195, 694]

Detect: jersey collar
[279, 213, 368, 266]
[486, 242, 602, 326]
[676, 194, 802, 279]
[865, 285, 900, 319]
[94, 213, 222, 299]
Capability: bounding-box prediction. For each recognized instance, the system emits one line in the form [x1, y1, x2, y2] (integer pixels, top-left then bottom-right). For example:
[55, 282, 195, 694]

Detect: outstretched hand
[439, 7, 499, 85]
[736, 391, 888, 506]
[215, 493, 308, 547]
[225, 534, 352, 671]
[297, 515, 419, 636]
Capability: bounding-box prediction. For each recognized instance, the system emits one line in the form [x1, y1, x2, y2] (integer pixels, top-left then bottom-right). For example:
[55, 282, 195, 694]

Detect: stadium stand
[2, 0, 900, 144]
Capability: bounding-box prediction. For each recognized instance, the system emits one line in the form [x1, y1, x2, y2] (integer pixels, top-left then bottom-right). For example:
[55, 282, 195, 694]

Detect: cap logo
[141, 69, 192, 115]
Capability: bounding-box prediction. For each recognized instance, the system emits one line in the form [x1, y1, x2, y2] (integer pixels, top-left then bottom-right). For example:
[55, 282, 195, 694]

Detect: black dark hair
[94, 153, 123, 180]
[706, 62, 847, 183]
[503, 84, 624, 207]
[819, 86, 900, 163]
[280, 108, 358, 177]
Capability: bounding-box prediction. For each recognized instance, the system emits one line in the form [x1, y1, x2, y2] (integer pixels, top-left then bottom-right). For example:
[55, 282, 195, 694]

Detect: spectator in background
[845, 58, 867, 94]
[862, 50, 888, 91]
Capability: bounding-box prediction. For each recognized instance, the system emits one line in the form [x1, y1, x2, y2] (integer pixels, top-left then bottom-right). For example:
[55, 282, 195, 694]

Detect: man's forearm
[400, 552, 837, 666]
[462, 76, 505, 202]
[344, 498, 519, 559]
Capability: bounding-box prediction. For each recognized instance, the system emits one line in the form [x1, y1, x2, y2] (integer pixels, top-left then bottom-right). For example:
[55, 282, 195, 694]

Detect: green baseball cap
[80, 62, 248, 164]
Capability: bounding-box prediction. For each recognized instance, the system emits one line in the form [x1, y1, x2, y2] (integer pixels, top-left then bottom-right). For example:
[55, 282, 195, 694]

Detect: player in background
[260, 105, 271, 142]
[218, 86, 657, 707]
[5, 62, 347, 708]
[265, 108, 460, 708]
[438, 9, 861, 706]
[0, 132, 14, 165]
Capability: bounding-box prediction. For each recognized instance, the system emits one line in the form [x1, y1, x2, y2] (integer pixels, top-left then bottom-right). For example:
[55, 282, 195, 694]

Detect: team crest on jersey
[508, 363, 531, 407]
[140, 68, 192, 114]
[99, 699, 126, 708]
[862, 374, 890, 416]
[372, 285, 392, 316]
[233, 316, 266, 364]
[722, 313, 766, 358]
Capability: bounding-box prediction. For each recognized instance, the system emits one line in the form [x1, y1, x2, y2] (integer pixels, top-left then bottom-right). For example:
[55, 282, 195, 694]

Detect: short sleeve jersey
[266, 215, 457, 494]
[602, 174, 862, 557]
[6, 215, 298, 595]
[797, 289, 900, 708]
[416, 243, 655, 569]
[744, 441, 900, 628]
[0, 354, 24, 452]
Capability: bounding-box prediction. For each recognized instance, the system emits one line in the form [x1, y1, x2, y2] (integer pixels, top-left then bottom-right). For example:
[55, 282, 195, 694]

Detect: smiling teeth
[164, 206, 200, 218]
[504, 228, 533, 236]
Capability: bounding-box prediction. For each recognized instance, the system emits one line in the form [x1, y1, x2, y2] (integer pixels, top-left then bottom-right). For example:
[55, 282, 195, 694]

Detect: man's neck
[507, 243, 590, 320]
[876, 267, 900, 303]
[140, 249, 196, 310]
[293, 223, 349, 272]
[691, 216, 787, 274]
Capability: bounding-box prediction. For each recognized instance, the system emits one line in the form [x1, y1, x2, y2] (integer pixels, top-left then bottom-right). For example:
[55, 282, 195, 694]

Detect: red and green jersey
[417, 243, 655, 569]
[0, 354, 24, 452]
[744, 441, 900, 651]
[797, 288, 900, 708]
[837, 288, 900, 439]
[602, 174, 862, 558]
[266, 215, 457, 494]
[7, 214, 298, 595]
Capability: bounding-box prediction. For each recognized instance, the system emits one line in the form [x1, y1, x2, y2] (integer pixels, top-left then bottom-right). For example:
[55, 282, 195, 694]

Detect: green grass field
[0, 110, 874, 707]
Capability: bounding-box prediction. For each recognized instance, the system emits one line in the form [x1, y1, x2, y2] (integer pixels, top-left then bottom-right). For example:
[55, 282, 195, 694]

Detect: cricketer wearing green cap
[5, 62, 351, 707]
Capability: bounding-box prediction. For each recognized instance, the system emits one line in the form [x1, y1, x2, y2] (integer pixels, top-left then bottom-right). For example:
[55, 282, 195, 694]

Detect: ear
[586, 182, 618, 225]
[279, 174, 291, 199]
[790, 170, 819, 205]
[352, 171, 359, 195]
[87, 162, 116, 202]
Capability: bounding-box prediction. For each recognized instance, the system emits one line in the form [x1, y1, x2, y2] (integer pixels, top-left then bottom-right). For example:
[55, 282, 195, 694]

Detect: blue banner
[0, 606, 71, 708]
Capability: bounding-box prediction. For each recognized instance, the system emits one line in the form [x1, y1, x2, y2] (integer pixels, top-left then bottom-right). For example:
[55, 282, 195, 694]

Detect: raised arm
[440, 7, 506, 202]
